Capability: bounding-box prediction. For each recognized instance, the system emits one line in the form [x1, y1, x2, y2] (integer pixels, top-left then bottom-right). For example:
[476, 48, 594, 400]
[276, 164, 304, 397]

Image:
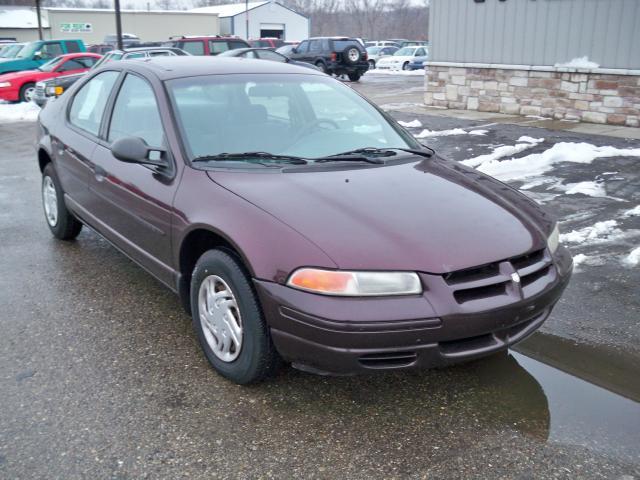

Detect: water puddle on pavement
[496, 332, 640, 463]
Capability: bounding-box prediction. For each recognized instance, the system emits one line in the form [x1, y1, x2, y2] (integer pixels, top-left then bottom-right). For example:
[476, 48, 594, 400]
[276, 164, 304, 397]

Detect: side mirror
[291, 47, 298, 54]
[33, 51, 42, 60]
[111, 136, 167, 167]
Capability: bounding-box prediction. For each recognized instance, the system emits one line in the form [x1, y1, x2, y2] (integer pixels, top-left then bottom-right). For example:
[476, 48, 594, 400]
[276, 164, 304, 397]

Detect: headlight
[547, 223, 560, 254]
[287, 268, 422, 296]
[0, 82, 11, 88]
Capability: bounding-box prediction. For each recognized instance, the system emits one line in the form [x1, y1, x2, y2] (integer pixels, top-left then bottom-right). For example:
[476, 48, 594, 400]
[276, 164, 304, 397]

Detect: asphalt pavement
[0, 74, 639, 479]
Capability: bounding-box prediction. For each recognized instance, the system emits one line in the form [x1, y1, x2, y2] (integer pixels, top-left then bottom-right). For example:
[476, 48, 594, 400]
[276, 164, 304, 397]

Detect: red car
[0, 52, 101, 102]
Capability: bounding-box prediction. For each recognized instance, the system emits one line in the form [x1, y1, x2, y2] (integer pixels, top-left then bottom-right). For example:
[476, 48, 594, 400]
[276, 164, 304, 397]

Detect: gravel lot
[0, 73, 638, 479]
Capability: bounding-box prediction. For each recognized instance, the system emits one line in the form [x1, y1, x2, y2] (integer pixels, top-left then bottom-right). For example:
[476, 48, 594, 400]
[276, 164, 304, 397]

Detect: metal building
[191, 1, 309, 41]
[428, 0, 640, 69]
[0, 6, 219, 44]
[425, 0, 640, 127]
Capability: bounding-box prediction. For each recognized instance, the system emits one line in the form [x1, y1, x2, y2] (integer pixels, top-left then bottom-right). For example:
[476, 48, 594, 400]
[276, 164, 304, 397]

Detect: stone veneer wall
[424, 62, 640, 127]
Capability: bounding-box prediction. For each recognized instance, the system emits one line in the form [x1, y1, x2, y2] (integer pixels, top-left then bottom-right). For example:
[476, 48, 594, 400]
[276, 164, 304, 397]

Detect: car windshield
[366, 47, 382, 55]
[167, 74, 417, 163]
[0, 43, 24, 58]
[16, 42, 38, 59]
[38, 56, 64, 72]
[92, 52, 122, 69]
[395, 47, 417, 56]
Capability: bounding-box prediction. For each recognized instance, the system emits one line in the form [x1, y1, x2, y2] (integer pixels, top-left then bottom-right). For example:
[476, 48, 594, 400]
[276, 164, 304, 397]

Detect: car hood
[206, 157, 552, 274]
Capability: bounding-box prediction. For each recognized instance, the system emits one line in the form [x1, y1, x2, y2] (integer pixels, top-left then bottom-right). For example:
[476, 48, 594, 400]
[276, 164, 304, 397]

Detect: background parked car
[0, 39, 85, 74]
[104, 33, 140, 48]
[33, 47, 187, 106]
[165, 36, 250, 56]
[365, 45, 398, 69]
[288, 36, 368, 81]
[375, 46, 428, 71]
[218, 48, 321, 71]
[365, 40, 400, 48]
[275, 44, 298, 56]
[408, 54, 428, 70]
[87, 44, 114, 55]
[0, 52, 100, 103]
[248, 38, 285, 49]
[0, 42, 25, 59]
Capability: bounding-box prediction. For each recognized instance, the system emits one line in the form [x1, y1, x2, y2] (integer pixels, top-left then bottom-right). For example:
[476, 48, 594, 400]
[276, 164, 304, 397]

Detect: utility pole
[35, 0, 43, 40]
[114, 0, 123, 50]
[245, 0, 249, 39]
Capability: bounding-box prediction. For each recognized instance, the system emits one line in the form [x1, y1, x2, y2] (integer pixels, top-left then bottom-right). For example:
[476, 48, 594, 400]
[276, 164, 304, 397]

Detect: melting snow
[561, 181, 607, 197]
[622, 247, 640, 267]
[0, 102, 40, 123]
[398, 119, 423, 128]
[555, 56, 600, 69]
[472, 142, 640, 182]
[622, 205, 640, 217]
[462, 136, 544, 168]
[559, 220, 635, 246]
[415, 128, 487, 139]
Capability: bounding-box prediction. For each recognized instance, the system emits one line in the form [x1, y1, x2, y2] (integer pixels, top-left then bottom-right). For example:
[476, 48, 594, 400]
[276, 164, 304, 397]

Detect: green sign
[60, 22, 92, 33]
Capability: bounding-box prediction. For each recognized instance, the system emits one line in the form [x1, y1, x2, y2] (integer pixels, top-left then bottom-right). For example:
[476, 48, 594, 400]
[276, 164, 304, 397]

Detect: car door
[57, 70, 120, 208]
[55, 57, 91, 77]
[87, 72, 178, 286]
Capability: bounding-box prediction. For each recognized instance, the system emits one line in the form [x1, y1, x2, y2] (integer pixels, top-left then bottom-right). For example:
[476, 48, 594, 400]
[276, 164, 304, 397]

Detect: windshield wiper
[315, 146, 433, 164]
[192, 152, 309, 165]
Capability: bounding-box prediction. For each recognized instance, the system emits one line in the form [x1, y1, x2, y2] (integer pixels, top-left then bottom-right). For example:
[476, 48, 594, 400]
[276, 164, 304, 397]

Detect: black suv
[289, 37, 368, 81]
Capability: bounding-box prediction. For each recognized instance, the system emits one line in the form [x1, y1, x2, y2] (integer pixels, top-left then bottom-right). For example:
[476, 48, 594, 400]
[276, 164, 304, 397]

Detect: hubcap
[42, 176, 58, 227]
[24, 87, 35, 102]
[198, 275, 243, 362]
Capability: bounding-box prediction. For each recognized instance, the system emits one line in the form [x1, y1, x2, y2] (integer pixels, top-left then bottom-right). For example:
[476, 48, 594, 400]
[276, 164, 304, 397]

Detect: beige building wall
[0, 28, 46, 42]
[45, 9, 219, 44]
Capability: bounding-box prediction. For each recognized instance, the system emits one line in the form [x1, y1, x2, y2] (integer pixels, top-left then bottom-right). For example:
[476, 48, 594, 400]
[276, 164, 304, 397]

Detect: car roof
[110, 56, 324, 80]
[109, 47, 182, 54]
[59, 52, 102, 59]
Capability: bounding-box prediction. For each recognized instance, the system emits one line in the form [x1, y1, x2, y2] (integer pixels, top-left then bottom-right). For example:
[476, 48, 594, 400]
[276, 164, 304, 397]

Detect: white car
[375, 46, 428, 71]
[365, 46, 399, 69]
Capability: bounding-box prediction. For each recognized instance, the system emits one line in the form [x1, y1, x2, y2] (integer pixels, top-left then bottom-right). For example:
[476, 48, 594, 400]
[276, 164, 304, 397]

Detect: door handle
[94, 165, 107, 182]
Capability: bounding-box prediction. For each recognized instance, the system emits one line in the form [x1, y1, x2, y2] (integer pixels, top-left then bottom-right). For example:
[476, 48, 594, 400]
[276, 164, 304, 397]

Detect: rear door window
[64, 41, 81, 53]
[69, 71, 119, 136]
[309, 40, 322, 54]
[180, 41, 204, 56]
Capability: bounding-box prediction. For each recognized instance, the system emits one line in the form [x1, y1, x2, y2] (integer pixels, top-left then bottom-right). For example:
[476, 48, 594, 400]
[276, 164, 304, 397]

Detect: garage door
[260, 23, 284, 39]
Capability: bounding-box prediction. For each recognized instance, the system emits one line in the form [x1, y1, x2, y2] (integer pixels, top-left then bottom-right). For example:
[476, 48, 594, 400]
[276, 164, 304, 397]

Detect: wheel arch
[177, 226, 255, 314]
[38, 148, 52, 172]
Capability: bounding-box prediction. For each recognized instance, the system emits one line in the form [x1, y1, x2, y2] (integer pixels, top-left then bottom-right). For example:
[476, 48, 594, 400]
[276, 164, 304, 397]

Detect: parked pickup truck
[0, 39, 85, 74]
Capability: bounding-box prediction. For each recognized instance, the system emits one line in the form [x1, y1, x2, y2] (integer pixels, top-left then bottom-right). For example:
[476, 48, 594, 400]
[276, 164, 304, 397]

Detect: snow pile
[368, 69, 425, 76]
[561, 181, 607, 197]
[622, 247, 640, 267]
[0, 102, 40, 123]
[560, 220, 628, 245]
[415, 128, 487, 139]
[462, 136, 544, 168]
[572, 253, 588, 266]
[555, 56, 600, 69]
[622, 205, 640, 217]
[472, 142, 640, 182]
[398, 119, 422, 128]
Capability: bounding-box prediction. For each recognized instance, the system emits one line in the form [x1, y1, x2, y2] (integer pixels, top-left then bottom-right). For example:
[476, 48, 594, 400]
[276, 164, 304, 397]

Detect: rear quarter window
[64, 41, 81, 53]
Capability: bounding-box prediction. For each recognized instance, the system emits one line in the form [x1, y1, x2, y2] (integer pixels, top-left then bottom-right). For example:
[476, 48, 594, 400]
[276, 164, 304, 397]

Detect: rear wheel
[348, 72, 362, 82]
[19, 82, 36, 103]
[190, 249, 279, 384]
[41, 163, 83, 240]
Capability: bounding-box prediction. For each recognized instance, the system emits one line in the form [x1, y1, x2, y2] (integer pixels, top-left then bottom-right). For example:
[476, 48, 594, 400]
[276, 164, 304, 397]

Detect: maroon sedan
[36, 57, 572, 384]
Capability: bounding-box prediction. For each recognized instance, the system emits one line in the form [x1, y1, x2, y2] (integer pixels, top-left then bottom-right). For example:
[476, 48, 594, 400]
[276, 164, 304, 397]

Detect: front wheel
[368, 60, 375, 69]
[402, 62, 410, 71]
[41, 163, 83, 240]
[190, 249, 280, 384]
[19, 82, 36, 103]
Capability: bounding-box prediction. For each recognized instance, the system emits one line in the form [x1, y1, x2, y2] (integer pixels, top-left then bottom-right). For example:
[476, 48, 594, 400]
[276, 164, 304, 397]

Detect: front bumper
[255, 248, 573, 375]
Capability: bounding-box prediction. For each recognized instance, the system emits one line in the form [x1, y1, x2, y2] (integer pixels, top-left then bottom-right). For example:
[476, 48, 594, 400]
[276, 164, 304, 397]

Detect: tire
[190, 249, 279, 384]
[41, 163, 83, 240]
[402, 62, 410, 71]
[348, 72, 362, 82]
[315, 60, 328, 74]
[368, 59, 375, 69]
[343, 46, 361, 65]
[19, 82, 36, 103]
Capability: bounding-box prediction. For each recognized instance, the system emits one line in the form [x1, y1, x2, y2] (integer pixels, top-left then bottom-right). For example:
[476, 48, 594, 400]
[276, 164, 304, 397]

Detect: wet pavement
[1, 84, 639, 478]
